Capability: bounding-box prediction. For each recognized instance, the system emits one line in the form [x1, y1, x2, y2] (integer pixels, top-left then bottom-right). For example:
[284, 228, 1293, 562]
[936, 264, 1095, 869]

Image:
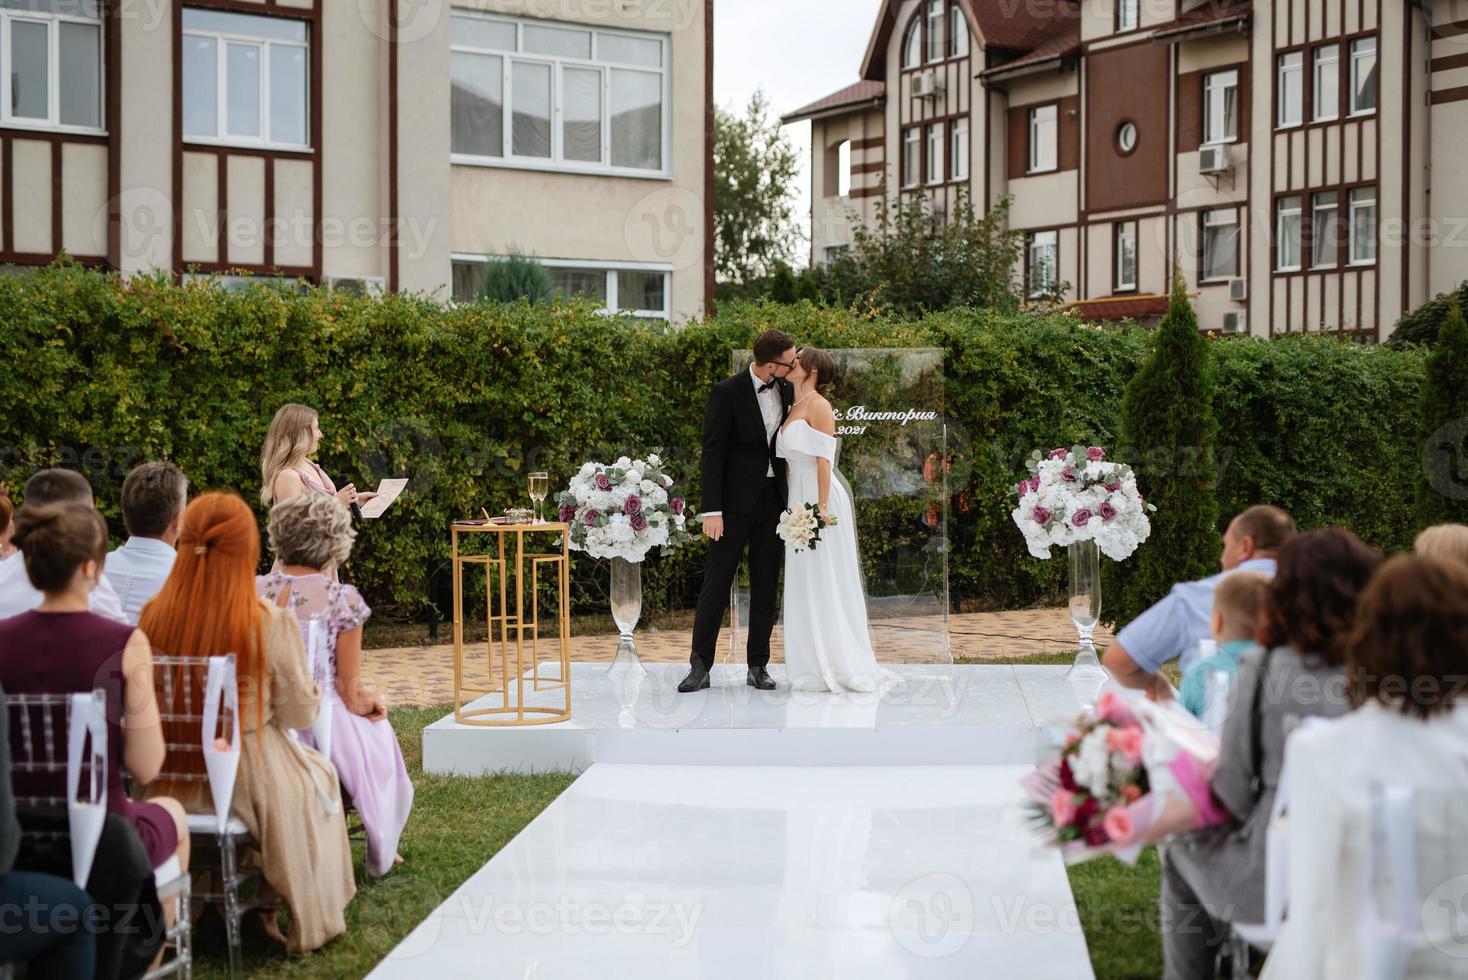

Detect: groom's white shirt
[703, 366, 781, 519]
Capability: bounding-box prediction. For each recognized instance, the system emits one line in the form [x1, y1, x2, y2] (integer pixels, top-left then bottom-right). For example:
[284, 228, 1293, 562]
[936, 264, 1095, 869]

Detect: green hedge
[0, 263, 1428, 627]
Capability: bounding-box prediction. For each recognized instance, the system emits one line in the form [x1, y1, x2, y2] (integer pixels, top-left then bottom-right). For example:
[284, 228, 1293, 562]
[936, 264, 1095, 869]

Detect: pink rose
[1104, 481, 1121, 493]
[1070, 507, 1093, 527]
[1099, 501, 1118, 522]
[594, 473, 613, 492]
[1103, 806, 1134, 844]
[629, 512, 648, 532]
[1048, 448, 1069, 460]
[1096, 690, 1136, 725]
[1120, 784, 1143, 804]
[1016, 480, 1029, 497]
[1087, 447, 1106, 462]
[558, 504, 577, 524]
[1032, 505, 1052, 525]
[623, 494, 642, 515]
[1062, 465, 1078, 483]
[670, 497, 685, 515]
[1051, 790, 1077, 827]
[1106, 724, 1144, 763]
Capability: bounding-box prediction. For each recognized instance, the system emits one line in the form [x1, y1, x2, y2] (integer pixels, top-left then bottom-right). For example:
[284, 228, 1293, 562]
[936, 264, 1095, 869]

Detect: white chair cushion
[152, 855, 182, 886]
[186, 812, 250, 837]
[1231, 922, 1278, 951]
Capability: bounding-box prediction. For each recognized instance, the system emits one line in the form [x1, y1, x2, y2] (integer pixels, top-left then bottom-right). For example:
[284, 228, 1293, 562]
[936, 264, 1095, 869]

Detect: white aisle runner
[371, 763, 1094, 979]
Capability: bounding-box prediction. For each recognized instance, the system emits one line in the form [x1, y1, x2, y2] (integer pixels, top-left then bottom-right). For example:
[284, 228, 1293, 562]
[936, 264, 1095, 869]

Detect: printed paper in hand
[360, 478, 407, 518]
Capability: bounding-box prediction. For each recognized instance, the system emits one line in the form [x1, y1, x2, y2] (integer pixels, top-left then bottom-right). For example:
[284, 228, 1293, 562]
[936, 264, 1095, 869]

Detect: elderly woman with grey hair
[256, 494, 413, 877]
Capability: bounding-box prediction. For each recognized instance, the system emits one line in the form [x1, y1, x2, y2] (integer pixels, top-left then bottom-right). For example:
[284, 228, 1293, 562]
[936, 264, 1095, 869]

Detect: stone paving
[361, 608, 1114, 709]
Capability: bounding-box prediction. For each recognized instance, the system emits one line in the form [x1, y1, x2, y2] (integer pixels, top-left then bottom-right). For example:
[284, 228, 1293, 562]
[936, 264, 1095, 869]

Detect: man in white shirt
[106, 462, 187, 625]
[0, 469, 127, 623]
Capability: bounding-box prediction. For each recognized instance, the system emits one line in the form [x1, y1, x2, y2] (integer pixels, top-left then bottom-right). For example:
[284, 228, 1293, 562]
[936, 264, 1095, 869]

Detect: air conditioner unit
[1222, 311, 1247, 334]
[326, 276, 386, 297]
[912, 72, 943, 99]
[1199, 143, 1233, 174]
[1228, 277, 1247, 302]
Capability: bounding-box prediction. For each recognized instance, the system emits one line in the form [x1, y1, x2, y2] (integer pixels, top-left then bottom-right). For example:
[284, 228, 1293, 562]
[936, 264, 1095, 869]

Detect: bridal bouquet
[1011, 446, 1155, 561]
[777, 502, 836, 553]
[556, 454, 694, 562]
[1021, 690, 1229, 865]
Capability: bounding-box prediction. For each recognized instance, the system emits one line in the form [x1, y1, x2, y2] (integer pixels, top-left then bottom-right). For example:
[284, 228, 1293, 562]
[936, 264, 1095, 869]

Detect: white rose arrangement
[556, 454, 693, 562]
[1011, 446, 1155, 562]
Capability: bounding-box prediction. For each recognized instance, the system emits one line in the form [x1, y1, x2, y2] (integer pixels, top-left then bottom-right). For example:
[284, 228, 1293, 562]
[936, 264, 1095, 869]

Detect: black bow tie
[757, 380, 778, 394]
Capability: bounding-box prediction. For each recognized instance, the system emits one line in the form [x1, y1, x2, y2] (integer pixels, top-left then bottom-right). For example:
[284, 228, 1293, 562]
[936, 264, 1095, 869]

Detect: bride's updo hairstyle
[797, 347, 838, 397]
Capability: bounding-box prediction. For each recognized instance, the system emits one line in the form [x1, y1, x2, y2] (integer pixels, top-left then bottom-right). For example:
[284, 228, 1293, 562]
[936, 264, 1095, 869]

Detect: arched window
[950, 6, 970, 58]
[902, 15, 922, 68]
[926, 0, 945, 62]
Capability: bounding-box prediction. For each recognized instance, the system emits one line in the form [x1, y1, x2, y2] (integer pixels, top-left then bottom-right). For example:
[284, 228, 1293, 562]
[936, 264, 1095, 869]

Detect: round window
[1117, 121, 1138, 154]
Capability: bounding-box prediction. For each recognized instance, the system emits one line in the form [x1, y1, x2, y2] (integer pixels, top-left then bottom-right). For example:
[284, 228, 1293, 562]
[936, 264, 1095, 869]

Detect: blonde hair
[267, 493, 355, 571]
[1213, 571, 1270, 640]
[1415, 524, 1468, 568]
[260, 403, 319, 506]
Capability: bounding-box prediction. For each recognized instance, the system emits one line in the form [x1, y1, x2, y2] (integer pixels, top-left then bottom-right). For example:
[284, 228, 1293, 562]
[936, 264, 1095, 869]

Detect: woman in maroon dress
[0, 502, 188, 873]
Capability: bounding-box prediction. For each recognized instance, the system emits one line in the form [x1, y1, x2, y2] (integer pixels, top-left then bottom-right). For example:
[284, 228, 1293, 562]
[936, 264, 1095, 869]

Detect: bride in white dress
[777, 348, 895, 694]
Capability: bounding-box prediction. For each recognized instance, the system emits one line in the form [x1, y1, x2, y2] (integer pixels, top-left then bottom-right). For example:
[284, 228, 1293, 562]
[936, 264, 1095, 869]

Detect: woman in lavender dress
[257, 494, 412, 878]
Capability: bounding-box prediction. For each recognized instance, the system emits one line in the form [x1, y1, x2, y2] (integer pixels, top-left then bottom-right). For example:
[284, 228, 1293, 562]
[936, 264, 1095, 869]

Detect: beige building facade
[3, 0, 712, 322]
[787, 0, 1468, 341]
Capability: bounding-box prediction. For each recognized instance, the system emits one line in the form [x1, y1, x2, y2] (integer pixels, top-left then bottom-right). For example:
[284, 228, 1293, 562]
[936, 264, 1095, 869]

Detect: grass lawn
[189, 705, 1164, 979]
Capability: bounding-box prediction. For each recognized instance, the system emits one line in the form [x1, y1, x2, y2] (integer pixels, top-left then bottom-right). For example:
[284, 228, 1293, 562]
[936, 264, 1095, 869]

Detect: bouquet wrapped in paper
[1021, 689, 1230, 864]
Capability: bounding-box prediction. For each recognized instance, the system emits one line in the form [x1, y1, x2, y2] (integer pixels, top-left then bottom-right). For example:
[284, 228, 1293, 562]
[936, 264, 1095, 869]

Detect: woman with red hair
[139, 492, 354, 954]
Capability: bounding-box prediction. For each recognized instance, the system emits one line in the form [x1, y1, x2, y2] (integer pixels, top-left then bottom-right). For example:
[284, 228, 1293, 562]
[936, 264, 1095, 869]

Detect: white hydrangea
[1011, 448, 1154, 562]
[1071, 724, 1115, 798]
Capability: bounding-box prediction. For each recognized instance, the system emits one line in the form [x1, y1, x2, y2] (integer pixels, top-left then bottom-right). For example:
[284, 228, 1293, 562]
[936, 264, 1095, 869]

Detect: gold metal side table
[450, 520, 572, 726]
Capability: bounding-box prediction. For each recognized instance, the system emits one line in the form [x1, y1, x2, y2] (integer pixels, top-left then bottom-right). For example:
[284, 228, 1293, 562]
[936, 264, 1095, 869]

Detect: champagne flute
[528, 471, 549, 523]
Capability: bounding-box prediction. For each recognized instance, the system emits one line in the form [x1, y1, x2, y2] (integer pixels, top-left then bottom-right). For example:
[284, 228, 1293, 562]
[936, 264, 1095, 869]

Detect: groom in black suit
[679, 329, 799, 692]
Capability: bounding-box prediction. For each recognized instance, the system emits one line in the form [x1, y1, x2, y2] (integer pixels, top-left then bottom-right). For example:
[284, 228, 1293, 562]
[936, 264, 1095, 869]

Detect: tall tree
[1106, 266, 1220, 627]
[1416, 298, 1468, 526]
[713, 91, 802, 288]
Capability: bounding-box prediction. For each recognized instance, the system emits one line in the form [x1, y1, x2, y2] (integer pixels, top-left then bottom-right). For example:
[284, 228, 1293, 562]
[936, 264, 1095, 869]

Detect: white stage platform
[370, 763, 1093, 979]
[423, 663, 1099, 774]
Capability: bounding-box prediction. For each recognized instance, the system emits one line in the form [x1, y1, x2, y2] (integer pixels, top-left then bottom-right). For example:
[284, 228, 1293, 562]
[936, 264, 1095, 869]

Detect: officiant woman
[260, 404, 377, 512]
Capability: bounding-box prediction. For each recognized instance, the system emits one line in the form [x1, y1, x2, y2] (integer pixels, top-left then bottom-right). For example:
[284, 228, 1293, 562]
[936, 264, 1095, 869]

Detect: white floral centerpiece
[556, 454, 694, 562]
[1011, 446, 1155, 562]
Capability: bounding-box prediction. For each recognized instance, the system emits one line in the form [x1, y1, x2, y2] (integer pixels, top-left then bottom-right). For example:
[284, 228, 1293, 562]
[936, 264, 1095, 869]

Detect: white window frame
[949, 5, 969, 58]
[1201, 208, 1239, 282]
[1349, 36, 1377, 116]
[449, 11, 672, 180]
[0, 1, 105, 135]
[1310, 191, 1338, 268]
[1114, 221, 1137, 292]
[1348, 186, 1376, 265]
[925, 0, 945, 63]
[1117, 0, 1139, 32]
[926, 122, 943, 185]
[902, 126, 921, 188]
[1277, 51, 1303, 129]
[1276, 195, 1302, 272]
[1202, 69, 1238, 145]
[902, 15, 922, 69]
[1028, 104, 1057, 174]
[181, 9, 311, 151]
[450, 253, 672, 317]
[1028, 230, 1058, 298]
[951, 116, 969, 181]
[1312, 45, 1339, 122]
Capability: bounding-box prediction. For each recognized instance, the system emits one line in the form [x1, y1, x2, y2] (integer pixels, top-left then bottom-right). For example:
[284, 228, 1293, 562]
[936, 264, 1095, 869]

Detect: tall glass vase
[607, 556, 645, 675]
[1067, 540, 1102, 669]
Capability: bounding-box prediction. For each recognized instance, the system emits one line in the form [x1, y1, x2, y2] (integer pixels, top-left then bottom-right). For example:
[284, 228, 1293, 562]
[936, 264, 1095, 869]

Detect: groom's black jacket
[700, 370, 793, 517]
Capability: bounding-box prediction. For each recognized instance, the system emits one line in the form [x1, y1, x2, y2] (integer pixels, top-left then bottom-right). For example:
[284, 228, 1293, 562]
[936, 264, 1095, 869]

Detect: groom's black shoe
[747, 666, 776, 690]
[677, 664, 711, 693]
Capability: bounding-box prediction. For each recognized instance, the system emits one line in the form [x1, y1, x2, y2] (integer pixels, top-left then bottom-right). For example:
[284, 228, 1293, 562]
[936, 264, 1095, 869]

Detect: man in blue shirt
[1102, 505, 1295, 698]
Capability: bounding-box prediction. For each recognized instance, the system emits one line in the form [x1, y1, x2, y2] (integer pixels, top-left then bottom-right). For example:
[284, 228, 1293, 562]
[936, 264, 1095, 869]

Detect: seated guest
[140, 492, 354, 954]
[0, 470, 126, 623]
[1179, 571, 1269, 720]
[1261, 555, 1468, 979]
[1103, 505, 1295, 697]
[1159, 529, 1382, 979]
[0, 502, 190, 878]
[107, 462, 187, 626]
[0, 483, 14, 559]
[258, 494, 413, 878]
[1414, 523, 1468, 567]
[0, 686, 95, 977]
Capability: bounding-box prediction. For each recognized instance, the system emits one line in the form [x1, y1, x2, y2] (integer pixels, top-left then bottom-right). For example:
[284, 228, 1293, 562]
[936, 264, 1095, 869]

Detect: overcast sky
[714, 0, 885, 265]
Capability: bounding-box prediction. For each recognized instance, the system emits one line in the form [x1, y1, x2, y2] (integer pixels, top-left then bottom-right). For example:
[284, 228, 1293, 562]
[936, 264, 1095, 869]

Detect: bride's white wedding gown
[777, 419, 895, 693]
